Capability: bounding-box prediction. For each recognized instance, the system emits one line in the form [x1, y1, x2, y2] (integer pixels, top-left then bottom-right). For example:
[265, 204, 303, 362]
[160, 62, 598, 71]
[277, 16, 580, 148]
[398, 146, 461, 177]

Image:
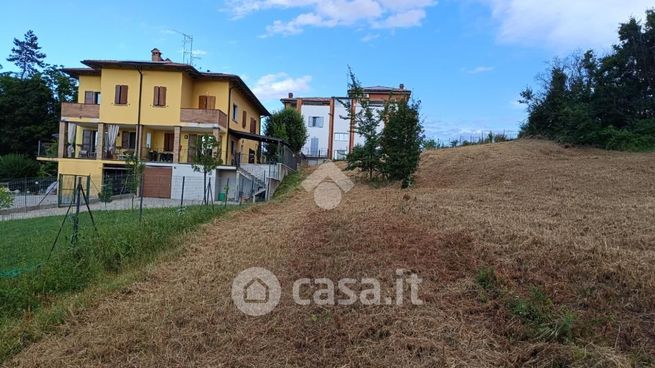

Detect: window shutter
[84, 91, 95, 104]
[115, 85, 121, 104]
[160, 87, 166, 106]
[250, 118, 256, 133]
[207, 96, 216, 109]
[199, 96, 207, 109]
[242, 111, 247, 129]
[153, 87, 159, 106]
[120, 85, 128, 104]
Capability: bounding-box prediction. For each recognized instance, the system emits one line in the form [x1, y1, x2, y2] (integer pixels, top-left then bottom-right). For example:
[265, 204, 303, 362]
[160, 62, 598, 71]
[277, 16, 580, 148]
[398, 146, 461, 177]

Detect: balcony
[180, 108, 228, 129]
[61, 102, 100, 120]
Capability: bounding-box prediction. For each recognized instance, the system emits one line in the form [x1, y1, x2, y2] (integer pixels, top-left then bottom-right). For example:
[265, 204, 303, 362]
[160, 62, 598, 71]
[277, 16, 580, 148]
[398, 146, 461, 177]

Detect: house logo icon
[231, 267, 281, 316]
[244, 277, 270, 303]
[301, 162, 355, 210]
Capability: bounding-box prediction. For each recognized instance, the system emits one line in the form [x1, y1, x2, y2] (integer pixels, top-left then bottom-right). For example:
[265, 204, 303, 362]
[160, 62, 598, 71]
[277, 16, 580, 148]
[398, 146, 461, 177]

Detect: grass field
[0, 203, 241, 362]
[4, 139, 655, 367]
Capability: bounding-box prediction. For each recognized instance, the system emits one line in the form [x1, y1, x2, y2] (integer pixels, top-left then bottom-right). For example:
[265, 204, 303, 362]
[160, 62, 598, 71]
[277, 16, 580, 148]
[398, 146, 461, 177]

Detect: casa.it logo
[301, 162, 354, 210]
[231, 267, 282, 317]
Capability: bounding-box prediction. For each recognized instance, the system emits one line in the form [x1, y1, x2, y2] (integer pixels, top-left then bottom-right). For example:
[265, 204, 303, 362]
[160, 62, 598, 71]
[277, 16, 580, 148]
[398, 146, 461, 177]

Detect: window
[199, 95, 216, 109]
[250, 118, 257, 134]
[121, 131, 137, 150]
[232, 104, 238, 121]
[242, 111, 247, 129]
[153, 86, 167, 107]
[84, 91, 101, 104]
[308, 116, 324, 128]
[114, 85, 128, 105]
[334, 132, 348, 142]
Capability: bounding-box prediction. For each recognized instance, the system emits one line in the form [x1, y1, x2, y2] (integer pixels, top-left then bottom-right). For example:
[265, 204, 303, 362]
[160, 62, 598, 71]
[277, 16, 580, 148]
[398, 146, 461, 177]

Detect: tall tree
[0, 74, 57, 156]
[7, 30, 46, 78]
[263, 108, 307, 160]
[519, 9, 655, 151]
[343, 68, 383, 179]
[380, 99, 424, 188]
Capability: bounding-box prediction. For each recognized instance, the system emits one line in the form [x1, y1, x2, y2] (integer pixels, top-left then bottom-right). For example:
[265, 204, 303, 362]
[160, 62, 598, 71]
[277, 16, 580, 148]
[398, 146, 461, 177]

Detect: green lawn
[0, 205, 237, 319]
[0, 207, 200, 276]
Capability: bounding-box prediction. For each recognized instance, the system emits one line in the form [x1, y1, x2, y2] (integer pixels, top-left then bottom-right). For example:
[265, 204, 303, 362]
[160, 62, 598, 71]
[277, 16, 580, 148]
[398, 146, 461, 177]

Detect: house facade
[43, 48, 273, 201]
[280, 85, 411, 160]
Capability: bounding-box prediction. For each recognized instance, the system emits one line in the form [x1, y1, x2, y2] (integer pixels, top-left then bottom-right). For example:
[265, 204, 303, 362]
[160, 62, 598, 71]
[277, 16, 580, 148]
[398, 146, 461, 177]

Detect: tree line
[0, 30, 77, 162]
[519, 9, 655, 151]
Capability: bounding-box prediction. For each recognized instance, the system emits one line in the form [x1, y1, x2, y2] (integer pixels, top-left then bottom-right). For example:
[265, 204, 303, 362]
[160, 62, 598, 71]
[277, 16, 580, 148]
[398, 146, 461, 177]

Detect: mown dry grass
[5, 139, 655, 367]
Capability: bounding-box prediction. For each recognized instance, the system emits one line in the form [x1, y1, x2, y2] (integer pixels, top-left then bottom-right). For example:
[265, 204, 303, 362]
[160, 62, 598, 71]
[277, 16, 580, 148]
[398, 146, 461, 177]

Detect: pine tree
[380, 99, 424, 188]
[343, 68, 382, 179]
[7, 30, 46, 78]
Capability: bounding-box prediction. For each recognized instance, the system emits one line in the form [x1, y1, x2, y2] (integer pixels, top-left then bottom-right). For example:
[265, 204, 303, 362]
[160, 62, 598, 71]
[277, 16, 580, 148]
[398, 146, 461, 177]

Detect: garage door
[142, 166, 172, 198]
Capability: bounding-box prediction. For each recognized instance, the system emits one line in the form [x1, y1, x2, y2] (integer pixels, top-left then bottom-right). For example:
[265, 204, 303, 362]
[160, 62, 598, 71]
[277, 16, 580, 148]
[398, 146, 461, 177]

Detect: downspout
[136, 68, 144, 160]
[226, 82, 234, 165]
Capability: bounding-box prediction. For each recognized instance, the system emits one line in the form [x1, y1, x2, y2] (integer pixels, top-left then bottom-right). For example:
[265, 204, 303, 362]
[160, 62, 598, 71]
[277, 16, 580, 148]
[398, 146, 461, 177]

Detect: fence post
[71, 177, 82, 245]
[180, 176, 185, 208]
[139, 173, 144, 222]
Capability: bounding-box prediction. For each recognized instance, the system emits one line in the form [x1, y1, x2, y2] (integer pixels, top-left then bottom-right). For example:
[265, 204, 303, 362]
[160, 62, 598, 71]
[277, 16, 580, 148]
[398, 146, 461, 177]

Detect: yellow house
[44, 48, 273, 200]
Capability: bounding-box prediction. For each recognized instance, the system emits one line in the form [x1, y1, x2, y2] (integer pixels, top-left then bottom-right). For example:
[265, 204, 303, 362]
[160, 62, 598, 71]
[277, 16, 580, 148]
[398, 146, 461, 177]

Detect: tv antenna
[172, 30, 199, 66]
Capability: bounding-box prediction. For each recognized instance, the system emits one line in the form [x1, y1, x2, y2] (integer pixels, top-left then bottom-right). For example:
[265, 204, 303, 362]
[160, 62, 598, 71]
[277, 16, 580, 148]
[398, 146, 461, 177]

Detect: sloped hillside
[7, 140, 655, 367]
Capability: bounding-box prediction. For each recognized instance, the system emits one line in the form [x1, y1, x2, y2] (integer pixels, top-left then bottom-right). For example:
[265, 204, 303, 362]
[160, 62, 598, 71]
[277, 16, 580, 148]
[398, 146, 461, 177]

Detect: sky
[1, 0, 653, 142]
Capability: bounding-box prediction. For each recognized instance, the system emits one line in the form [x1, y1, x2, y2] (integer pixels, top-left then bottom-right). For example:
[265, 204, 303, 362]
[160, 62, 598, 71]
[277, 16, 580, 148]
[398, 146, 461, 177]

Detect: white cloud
[252, 73, 312, 101]
[484, 0, 653, 50]
[226, 0, 436, 36]
[463, 66, 494, 74]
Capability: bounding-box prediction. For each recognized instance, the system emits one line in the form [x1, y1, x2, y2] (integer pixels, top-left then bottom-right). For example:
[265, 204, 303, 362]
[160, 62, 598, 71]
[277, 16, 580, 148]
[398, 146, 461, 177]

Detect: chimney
[151, 48, 163, 62]
[399, 83, 405, 90]
[288, 92, 294, 99]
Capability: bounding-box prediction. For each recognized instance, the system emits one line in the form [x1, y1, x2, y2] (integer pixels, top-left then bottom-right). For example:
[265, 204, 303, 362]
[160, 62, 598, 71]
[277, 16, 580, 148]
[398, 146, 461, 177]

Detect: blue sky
[1, 0, 653, 142]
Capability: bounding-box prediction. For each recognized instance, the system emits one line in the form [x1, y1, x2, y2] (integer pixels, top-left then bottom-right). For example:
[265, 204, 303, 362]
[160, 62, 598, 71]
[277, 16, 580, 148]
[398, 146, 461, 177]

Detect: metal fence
[0, 177, 59, 213]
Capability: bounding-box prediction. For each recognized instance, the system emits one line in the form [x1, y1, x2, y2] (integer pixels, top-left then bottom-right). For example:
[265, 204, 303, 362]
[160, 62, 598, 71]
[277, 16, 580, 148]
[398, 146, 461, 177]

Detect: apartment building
[281, 85, 411, 160]
[43, 48, 276, 200]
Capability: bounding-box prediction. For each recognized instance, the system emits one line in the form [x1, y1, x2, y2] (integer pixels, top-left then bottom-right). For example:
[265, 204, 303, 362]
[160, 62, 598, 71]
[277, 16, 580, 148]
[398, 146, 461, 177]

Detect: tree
[7, 30, 46, 79]
[192, 134, 222, 204]
[264, 108, 307, 156]
[423, 138, 438, 151]
[519, 9, 655, 151]
[0, 74, 58, 156]
[380, 99, 424, 188]
[0, 154, 40, 179]
[343, 68, 383, 179]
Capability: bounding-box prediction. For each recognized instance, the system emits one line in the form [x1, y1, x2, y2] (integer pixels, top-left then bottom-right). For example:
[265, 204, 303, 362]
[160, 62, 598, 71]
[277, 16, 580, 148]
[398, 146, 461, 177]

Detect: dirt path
[6, 140, 655, 367]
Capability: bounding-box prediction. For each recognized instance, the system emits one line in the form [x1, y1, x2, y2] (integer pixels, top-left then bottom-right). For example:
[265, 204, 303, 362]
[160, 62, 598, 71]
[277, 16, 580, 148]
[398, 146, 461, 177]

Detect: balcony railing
[61, 102, 100, 119]
[180, 108, 228, 129]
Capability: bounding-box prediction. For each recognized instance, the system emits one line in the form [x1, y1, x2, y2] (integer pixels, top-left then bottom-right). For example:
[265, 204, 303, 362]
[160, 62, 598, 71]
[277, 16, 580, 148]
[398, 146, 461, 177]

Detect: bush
[0, 154, 40, 179]
[0, 187, 13, 209]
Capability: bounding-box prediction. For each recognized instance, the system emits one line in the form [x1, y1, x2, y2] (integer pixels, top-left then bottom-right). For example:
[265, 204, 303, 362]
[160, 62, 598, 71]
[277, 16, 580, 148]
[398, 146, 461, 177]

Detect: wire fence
[431, 130, 520, 149]
[0, 171, 265, 221]
[0, 177, 59, 213]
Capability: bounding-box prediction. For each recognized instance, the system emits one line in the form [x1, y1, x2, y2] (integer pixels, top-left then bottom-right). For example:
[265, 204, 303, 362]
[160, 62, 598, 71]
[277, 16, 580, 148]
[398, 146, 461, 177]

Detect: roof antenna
[172, 30, 199, 66]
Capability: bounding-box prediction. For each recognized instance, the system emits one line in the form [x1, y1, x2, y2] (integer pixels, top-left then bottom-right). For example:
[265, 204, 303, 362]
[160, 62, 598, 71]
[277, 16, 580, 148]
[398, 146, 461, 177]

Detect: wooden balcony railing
[180, 108, 228, 129]
[61, 102, 100, 119]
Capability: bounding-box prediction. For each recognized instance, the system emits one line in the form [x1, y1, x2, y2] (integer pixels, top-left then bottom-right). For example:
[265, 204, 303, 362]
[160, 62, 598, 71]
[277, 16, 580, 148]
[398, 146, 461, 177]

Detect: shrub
[0, 187, 13, 209]
[0, 154, 40, 179]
